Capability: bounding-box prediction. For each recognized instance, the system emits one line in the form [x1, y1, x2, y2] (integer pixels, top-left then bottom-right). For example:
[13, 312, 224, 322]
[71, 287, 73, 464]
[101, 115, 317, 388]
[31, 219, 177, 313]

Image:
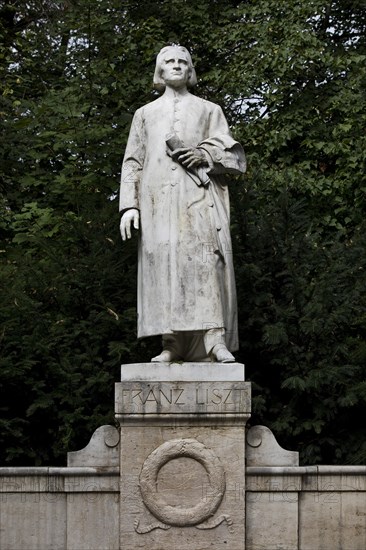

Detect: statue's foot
[151, 350, 180, 362]
[211, 344, 235, 363]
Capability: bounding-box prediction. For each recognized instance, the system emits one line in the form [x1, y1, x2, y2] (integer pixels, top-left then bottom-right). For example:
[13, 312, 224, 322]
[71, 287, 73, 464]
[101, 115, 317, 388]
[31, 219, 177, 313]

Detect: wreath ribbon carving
[136, 438, 232, 532]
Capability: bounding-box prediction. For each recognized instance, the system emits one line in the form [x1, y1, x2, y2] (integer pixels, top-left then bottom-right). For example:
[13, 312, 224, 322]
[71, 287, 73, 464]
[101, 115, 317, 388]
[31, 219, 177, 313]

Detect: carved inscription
[116, 382, 251, 415]
[126, 387, 186, 406]
[195, 387, 236, 405]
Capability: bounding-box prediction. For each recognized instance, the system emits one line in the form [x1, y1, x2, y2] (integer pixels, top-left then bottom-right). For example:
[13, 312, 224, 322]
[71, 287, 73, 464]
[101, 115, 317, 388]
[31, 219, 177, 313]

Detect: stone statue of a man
[119, 45, 246, 363]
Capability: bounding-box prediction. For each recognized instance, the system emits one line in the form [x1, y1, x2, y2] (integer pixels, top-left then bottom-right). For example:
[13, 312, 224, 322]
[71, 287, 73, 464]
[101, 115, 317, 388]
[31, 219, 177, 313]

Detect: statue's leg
[183, 331, 210, 362]
[151, 334, 183, 362]
[151, 331, 213, 362]
[151, 330, 235, 362]
[203, 328, 236, 363]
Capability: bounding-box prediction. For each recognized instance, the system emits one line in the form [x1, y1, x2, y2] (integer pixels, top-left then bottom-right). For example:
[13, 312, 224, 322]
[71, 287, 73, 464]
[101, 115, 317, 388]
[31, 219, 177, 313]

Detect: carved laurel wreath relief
[134, 438, 233, 534]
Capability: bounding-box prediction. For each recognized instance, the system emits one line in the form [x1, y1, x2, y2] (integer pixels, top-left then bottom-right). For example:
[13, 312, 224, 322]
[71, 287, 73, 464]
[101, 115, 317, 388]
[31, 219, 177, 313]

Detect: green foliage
[1, 0, 365, 465]
[233, 187, 366, 464]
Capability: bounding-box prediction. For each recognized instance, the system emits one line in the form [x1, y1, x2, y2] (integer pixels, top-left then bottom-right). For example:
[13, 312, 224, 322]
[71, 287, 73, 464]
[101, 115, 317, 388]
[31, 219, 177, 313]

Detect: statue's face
[160, 48, 190, 88]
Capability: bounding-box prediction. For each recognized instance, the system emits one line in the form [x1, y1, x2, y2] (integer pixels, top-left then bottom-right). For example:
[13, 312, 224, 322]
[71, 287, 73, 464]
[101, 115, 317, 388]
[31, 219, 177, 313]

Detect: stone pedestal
[115, 362, 251, 550]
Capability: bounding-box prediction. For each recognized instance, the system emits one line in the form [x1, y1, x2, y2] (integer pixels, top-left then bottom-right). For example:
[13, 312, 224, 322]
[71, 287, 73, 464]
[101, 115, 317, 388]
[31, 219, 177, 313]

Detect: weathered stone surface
[116, 380, 250, 415]
[0, 493, 67, 550]
[0, 468, 120, 550]
[117, 362, 249, 419]
[1, 367, 366, 549]
[246, 470, 303, 492]
[67, 493, 119, 550]
[120, 425, 246, 550]
[316, 465, 366, 491]
[64, 473, 119, 493]
[246, 425, 299, 467]
[246, 492, 299, 550]
[1, 462, 366, 548]
[117, 361, 248, 550]
[119, 46, 246, 361]
[245, 465, 366, 550]
[67, 424, 120, 468]
[300, 491, 366, 550]
[245, 427, 299, 549]
[121, 361, 245, 381]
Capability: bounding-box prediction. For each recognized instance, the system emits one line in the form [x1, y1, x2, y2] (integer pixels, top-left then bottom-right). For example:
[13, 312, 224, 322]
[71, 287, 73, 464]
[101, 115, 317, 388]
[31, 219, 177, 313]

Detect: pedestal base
[116, 362, 251, 550]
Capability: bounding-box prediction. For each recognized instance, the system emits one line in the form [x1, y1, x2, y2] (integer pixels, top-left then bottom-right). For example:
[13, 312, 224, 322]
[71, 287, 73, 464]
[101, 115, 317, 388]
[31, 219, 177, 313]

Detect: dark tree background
[1, 0, 365, 465]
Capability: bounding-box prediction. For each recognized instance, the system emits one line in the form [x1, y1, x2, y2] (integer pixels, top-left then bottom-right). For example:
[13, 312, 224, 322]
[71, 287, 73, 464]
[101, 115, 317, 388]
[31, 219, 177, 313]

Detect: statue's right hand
[120, 208, 140, 241]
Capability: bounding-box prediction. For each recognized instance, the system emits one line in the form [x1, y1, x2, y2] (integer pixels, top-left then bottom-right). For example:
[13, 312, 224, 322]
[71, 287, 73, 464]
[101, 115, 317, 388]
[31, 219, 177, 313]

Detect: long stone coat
[119, 91, 246, 351]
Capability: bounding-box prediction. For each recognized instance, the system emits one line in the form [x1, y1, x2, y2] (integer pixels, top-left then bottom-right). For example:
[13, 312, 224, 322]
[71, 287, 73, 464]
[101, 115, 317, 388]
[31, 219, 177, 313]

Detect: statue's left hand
[171, 147, 208, 169]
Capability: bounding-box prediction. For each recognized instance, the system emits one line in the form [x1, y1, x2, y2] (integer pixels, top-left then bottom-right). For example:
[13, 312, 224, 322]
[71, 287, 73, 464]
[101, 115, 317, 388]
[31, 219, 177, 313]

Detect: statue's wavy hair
[153, 45, 197, 91]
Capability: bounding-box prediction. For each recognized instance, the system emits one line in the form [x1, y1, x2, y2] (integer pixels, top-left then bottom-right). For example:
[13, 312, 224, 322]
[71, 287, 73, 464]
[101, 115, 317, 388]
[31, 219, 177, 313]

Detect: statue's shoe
[151, 350, 181, 362]
[211, 344, 235, 363]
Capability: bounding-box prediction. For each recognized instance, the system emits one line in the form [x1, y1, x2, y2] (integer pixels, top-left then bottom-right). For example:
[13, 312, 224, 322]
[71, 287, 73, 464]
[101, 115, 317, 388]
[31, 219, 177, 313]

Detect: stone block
[64, 473, 119, 493]
[246, 492, 299, 550]
[0, 493, 66, 550]
[246, 470, 302, 492]
[67, 493, 120, 550]
[117, 362, 249, 550]
[67, 425, 120, 468]
[116, 380, 250, 417]
[0, 471, 49, 493]
[246, 425, 299, 467]
[120, 361, 245, 381]
[300, 491, 366, 550]
[245, 426, 299, 550]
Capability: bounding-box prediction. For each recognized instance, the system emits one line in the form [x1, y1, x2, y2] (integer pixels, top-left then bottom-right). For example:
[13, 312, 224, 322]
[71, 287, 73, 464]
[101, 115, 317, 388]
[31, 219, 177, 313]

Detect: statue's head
[153, 45, 197, 91]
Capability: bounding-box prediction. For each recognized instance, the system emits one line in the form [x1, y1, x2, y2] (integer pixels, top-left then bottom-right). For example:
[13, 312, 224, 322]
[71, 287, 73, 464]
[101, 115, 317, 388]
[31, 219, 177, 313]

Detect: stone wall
[246, 464, 366, 550]
[1, 365, 365, 549]
[1, 424, 365, 550]
[0, 466, 119, 550]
